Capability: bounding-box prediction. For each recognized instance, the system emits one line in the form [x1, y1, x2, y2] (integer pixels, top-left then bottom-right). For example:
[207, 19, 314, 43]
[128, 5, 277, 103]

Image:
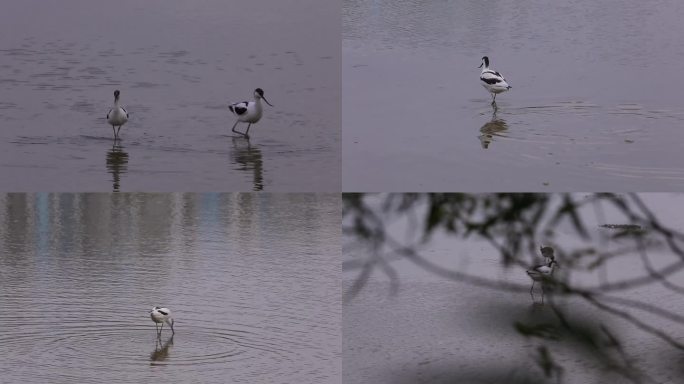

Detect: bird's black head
[114, 90, 120, 99]
[540, 246, 555, 259]
[478, 56, 490, 69]
[254, 88, 273, 106]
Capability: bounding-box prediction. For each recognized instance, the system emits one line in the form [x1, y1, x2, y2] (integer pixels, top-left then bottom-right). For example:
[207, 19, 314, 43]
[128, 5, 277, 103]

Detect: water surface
[0, 193, 341, 383]
[343, 193, 684, 383]
[0, 0, 340, 191]
[343, 0, 684, 191]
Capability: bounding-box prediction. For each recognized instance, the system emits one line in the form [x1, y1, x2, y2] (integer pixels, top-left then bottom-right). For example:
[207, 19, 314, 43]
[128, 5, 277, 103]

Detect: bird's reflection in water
[150, 335, 174, 364]
[231, 136, 264, 191]
[105, 140, 129, 192]
[478, 110, 509, 149]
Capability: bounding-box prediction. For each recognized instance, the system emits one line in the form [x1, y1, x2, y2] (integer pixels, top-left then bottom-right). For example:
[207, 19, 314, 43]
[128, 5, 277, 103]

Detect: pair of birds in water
[106, 88, 273, 140]
[148, 248, 557, 335]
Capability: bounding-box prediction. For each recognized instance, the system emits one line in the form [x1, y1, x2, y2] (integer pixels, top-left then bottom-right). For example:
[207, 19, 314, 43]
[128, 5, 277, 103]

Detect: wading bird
[106, 90, 129, 139]
[150, 306, 174, 336]
[478, 56, 512, 105]
[228, 88, 273, 139]
[527, 246, 558, 303]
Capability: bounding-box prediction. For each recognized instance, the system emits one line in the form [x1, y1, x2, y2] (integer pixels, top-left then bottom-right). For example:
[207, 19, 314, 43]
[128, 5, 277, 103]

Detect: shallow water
[0, 193, 341, 383]
[342, 194, 684, 383]
[0, 0, 340, 191]
[343, 0, 684, 191]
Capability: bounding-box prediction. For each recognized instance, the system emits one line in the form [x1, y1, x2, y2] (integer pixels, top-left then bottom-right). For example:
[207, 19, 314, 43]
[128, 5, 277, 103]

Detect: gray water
[343, 0, 684, 191]
[0, 193, 341, 383]
[343, 193, 684, 383]
[0, 0, 340, 192]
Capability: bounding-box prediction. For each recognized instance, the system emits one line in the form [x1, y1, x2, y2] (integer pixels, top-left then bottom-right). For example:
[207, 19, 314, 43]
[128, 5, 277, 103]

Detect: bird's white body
[150, 306, 174, 335]
[228, 88, 273, 138]
[478, 56, 511, 103]
[526, 246, 558, 303]
[107, 90, 128, 139]
[229, 99, 264, 124]
[526, 264, 555, 280]
[107, 106, 128, 127]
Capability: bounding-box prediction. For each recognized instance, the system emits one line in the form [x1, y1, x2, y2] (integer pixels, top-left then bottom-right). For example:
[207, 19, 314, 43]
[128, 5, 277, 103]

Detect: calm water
[0, 193, 341, 383]
[0, 0, 340, 192]
[343, 194, 684, 383]
[343, 0, 684, 191]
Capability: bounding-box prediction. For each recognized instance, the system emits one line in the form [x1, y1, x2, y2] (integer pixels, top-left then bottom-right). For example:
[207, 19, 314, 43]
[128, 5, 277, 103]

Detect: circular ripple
[0, 318, 300, 380]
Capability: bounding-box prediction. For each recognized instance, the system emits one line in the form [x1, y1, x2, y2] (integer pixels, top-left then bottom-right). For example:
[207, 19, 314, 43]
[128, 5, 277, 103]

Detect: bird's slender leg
[244, 124, 251, 139]
[116, 126, 121, 137]
[231, 120, 242, 136]
[491, 93, 497, 105]
[160, 323, 164, 334]
[529, 281, 535, 300]
[112, 126, 117, 139]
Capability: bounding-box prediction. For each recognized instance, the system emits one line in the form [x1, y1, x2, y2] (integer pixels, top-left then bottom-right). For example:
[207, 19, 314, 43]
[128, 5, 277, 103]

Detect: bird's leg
[116, 126, 121, 137]
[231, 120, 243, 136]
[112, 126, 117, 138]
[244, 124, 251, 139]
[529, 281, 535, 300]
[160, 323, 164, 334]
[491, 94, 497, 105]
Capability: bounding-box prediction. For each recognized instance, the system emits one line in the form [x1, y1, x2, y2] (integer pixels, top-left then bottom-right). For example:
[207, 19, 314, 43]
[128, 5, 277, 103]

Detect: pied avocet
[526, 246, 558, 302]
[228, 88, 273, 139]
[106, 90, 129, 139]
[150, 306, 175, 335]
[478, 56, 512, 105]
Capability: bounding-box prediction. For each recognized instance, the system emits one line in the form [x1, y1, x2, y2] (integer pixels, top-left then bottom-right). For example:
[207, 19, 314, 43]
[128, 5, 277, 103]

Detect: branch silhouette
[343, 193, 684, 384]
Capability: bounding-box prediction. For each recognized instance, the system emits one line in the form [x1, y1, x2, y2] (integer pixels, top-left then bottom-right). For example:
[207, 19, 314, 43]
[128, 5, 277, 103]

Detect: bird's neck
[114, 97, 120, 108]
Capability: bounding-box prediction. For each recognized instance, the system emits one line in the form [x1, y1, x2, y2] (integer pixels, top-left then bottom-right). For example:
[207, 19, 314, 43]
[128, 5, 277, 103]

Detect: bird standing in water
[150, 306, 175, 336]
[228, 88, 273, 139]
[478, 56, 512, 106]
[526, 246, 558, 303]
[106, 90, 129, 140]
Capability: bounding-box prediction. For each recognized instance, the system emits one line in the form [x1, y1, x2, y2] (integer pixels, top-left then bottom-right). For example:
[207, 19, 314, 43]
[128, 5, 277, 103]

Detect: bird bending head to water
[106, 90, 129, 140]
[228, 88, 274, 139]
[150, 306, 174, 335]
[478, 56, 512, 106]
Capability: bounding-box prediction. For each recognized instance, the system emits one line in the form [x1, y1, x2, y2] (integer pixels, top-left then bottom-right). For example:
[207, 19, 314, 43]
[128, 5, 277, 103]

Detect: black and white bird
[526, 246, 558, 302]
[228, 88, 273, 139]
[106, 90, 129, 139]
[150, 306, 174, 335]
[478, 56, 512, 105]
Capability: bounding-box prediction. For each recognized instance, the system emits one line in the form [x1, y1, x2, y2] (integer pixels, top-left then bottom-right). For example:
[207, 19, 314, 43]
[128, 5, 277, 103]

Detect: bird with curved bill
[228, 88, 274, 139]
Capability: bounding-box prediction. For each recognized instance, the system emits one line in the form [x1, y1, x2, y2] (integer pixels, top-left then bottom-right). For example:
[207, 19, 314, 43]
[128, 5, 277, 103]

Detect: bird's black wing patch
[106, 109, 112, 119]
[157, 310, 168, 316]
[480, 76, 502, 85]
[121, 107, 128, 118]
[230, 102, 249, 115]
